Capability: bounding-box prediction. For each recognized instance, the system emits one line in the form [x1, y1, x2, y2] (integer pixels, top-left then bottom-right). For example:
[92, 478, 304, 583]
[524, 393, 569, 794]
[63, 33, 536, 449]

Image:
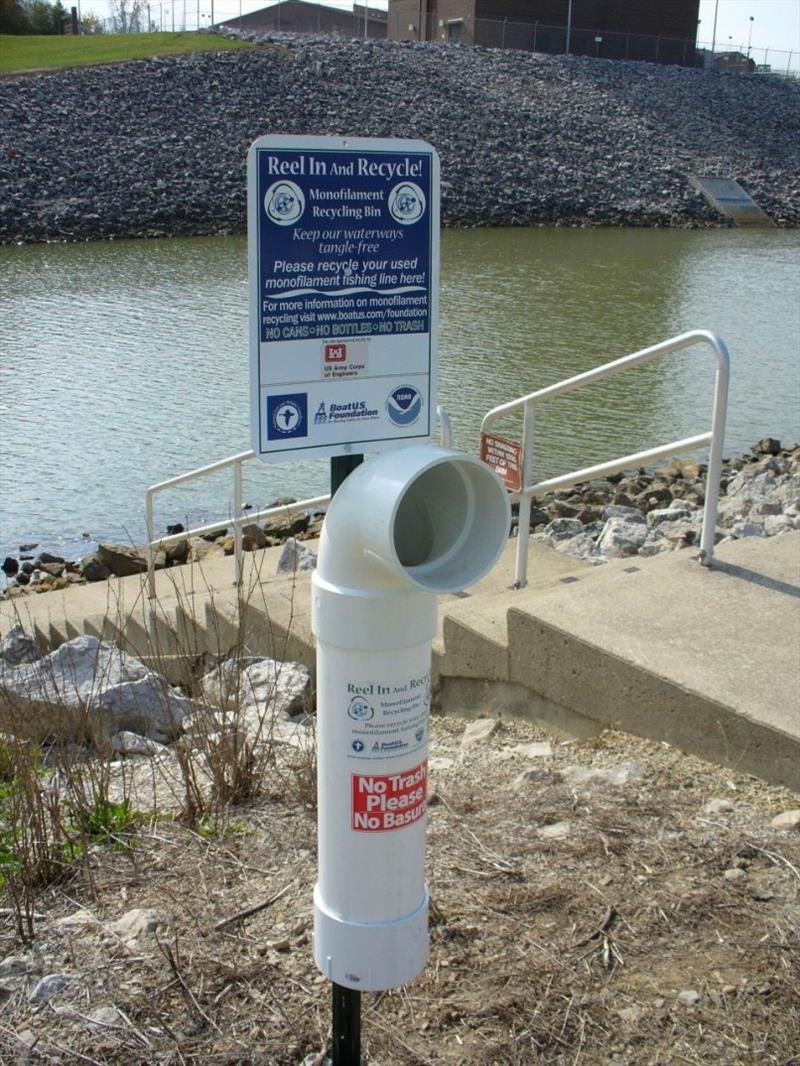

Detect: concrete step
[432, 537, 595, 683]
[505, 533, 800, 790]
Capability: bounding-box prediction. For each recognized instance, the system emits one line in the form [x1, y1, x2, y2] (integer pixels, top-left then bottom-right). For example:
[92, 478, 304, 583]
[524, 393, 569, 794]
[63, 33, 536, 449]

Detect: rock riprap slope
[1, 36, 799, 244]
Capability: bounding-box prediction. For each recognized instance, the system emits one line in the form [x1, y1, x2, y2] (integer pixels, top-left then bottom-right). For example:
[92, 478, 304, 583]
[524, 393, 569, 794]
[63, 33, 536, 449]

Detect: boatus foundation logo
[386, 385, 422, 427]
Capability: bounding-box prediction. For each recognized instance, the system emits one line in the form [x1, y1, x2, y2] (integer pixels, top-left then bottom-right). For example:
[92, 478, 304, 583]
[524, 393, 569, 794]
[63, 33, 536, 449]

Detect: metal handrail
[481, 330, 730, 588]
[145, 405, 454, 598]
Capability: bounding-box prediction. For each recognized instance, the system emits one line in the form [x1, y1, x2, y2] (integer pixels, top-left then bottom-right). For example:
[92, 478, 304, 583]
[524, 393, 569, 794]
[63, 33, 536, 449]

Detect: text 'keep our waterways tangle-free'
[248, 137, 440, 461]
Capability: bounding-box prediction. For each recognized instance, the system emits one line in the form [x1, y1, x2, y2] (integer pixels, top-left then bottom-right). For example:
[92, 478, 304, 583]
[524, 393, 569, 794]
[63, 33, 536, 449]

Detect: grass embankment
[0, 32, 249, 75]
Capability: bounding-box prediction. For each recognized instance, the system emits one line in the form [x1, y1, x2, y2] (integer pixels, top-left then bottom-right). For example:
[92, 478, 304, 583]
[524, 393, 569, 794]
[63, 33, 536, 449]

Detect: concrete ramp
[690, 173, 775, 226]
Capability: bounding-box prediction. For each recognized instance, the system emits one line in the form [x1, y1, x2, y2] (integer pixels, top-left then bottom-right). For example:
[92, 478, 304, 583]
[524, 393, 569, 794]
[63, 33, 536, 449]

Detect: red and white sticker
[324, 343, 348, 363]
[351, 760, 428, 832]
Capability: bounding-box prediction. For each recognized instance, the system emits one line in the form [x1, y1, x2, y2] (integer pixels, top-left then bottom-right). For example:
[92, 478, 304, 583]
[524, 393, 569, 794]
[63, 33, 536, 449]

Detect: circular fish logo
[348, 697, 374, 722]
[388, 182, 426, 225]
[386, 385, 423, 427]
[272, 399, 303, 435]
[264, 180, 305, 225]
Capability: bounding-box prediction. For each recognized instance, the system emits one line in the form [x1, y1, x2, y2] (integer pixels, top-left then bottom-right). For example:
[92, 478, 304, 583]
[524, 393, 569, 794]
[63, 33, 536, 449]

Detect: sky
[83, 0, 800, 71]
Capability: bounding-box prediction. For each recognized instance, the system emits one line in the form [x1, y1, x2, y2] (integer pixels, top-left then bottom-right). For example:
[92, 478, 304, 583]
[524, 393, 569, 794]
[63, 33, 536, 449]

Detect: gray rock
[85, 1006, 124, 1030]
[80, 554, 111, 582]
[602, 505, 645, 522]
[537, 820, 571, 839]
[540, 517, 584, 542]
[677, 989, 701, 1007]
[553, 530, 604, 563]
[30, 973, 73, 1003]
[110, 731, 166, 757]
[562, 762, 645, 788]
[96, 543, 148, 577]
[770, 809, 800, 831]
[200, 657, 311, 742]
[728, 520, 765, 539]
[647, 505, 696, 527]
[461, 718, 498, 747]
[241, 523, 267, 550]
[596, 516, 648, 558]
[723, 867, 746, 882]
[0, 625, 41, 666]
[763, 514, 795, 536]
[0, 955, 33, 978]
[105, 908, 168, 943]
[0, 635, 194, 742]
[276, 537, 317, 574]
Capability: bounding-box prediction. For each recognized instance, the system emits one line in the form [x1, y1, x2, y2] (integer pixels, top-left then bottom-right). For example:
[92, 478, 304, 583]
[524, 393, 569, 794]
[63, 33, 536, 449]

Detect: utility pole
[565, 0, 572, 55]
[711, 0, 719, 56]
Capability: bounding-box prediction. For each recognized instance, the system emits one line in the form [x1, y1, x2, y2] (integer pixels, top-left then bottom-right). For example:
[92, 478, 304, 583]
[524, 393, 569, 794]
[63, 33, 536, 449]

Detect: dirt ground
[0, 715, 798, 1066]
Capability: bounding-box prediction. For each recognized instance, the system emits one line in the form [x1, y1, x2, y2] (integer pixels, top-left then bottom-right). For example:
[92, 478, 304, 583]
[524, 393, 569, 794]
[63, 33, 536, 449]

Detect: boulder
[754, 437, 781, 456]
[0, 635, 194, 742]
[276, 537, 317, 574]
[596, 516, 648, 558]
[200, 657, 311, 742]
[165, 538, 190, 565]
[36, 552, 65, 566]
[553, 531, 604, 564]
[96, 543, 147, 577]
[461, 718, 498, 747]
[240, 523, 267, 550]
[110, 731, 166, 757]
[80, 554, 111, 582]
[1, 557, 18, 577]
[540, 517, 584, 542]
[602, 505, 645, 522]
[0, 625, 41, 666]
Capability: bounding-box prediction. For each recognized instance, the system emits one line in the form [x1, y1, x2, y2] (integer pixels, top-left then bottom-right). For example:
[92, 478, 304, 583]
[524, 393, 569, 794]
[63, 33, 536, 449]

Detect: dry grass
[0, 714, 796, 1065]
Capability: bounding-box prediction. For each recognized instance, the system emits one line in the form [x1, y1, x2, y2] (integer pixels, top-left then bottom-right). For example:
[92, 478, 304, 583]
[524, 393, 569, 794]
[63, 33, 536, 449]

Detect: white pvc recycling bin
[312, 445, 510, 991]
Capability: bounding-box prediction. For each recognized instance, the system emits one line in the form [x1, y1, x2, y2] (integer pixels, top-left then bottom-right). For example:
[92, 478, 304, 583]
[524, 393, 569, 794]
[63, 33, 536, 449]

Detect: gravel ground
[1, 35, 799, 244]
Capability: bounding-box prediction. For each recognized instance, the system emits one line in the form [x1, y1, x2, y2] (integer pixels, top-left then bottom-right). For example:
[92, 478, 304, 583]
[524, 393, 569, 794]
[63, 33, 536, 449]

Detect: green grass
[0, 32, 250, 75]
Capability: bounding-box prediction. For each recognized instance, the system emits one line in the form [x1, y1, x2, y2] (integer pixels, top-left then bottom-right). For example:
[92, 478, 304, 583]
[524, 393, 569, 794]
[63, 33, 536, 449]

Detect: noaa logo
[352, 740, 365, 753]
[347, 697, 374, 722]
[264, 180, 305, 226]
[388, 182, 425, 225]
[386, 385, 423, 427]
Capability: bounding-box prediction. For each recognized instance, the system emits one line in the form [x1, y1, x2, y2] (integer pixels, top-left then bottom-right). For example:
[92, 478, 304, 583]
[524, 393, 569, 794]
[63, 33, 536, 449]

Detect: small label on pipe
[352, 760, 428, 832]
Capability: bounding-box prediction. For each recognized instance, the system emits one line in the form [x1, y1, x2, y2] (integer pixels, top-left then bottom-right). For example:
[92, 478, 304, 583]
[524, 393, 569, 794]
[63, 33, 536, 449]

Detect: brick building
[217, 1, 387, 38]
[388, 0, 700, 66]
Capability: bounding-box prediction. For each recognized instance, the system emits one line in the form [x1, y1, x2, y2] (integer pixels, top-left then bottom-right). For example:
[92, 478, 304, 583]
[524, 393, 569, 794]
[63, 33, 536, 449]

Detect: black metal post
[327, 451, 363, 1066]
[331, 983, 361, 1066]
[330, 454, 364, 496]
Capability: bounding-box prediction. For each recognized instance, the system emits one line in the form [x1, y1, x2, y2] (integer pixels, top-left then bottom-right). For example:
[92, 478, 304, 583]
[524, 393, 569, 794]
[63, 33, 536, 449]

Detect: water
[1, 228, 798, 561]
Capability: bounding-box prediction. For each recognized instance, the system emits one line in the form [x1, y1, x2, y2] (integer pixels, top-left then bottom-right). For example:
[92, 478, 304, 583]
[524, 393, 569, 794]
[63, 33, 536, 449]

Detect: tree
[80, 11, 105, 33]
[0, 0, 28, 32]
[110, 0, 144, 33]
[1, 0, 68, 33]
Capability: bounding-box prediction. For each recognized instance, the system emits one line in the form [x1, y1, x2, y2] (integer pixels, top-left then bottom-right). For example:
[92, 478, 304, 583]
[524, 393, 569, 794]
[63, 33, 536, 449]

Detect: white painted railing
[145, 406, 454, 598]
[480, 330, 730, 589]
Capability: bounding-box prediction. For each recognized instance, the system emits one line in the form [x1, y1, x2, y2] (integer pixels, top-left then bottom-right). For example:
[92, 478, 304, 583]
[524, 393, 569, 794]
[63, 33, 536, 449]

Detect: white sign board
[248, 135, 440, 461]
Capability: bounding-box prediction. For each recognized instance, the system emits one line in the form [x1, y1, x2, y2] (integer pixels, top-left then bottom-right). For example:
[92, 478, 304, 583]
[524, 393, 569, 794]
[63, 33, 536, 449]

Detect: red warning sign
[352, 760, 428, 832]
[480, 432, 523, 493]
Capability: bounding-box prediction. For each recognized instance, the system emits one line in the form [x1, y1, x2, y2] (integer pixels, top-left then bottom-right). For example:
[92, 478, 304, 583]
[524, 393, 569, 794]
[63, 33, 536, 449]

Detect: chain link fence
[393, 11, 798, 78]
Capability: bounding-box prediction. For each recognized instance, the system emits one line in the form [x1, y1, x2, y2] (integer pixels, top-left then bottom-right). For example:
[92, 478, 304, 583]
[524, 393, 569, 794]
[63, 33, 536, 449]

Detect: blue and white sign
[248, 135, 440, 460]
